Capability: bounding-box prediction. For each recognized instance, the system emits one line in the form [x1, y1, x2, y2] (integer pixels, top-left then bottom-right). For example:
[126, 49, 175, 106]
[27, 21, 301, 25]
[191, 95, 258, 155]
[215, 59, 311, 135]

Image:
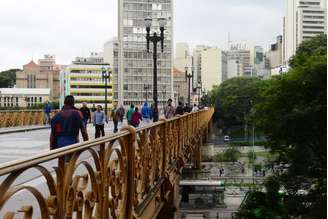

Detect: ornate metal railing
[0, 110, 58, 128]
[0, 108, 214, 219]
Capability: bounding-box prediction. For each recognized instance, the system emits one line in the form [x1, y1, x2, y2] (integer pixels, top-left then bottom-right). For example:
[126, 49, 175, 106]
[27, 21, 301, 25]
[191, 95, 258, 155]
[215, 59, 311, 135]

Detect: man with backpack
[50, 95, 88, 150]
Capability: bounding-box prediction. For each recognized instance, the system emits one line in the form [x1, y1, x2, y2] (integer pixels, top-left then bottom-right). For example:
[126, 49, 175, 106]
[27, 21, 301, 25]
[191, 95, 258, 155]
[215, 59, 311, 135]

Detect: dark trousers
[95, 124, 105, 138]
[113, 121, 118, 133]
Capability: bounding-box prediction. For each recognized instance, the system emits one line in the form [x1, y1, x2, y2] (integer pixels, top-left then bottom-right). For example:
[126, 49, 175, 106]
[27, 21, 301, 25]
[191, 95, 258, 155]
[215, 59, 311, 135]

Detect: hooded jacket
[141, 102, 151, 119]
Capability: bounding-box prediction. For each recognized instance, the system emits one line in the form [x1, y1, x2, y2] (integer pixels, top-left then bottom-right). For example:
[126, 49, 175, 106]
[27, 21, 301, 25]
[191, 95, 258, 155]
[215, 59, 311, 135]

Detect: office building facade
[60, 54, 112, 109]
[284, 0, 327, 63]
[269, 35, 283, 69]
[201, 47, 227, 91]
[116, 0, 173, 106]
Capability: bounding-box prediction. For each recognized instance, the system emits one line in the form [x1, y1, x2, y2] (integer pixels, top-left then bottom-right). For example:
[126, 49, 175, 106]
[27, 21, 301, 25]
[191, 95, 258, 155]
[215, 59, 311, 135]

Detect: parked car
[224, 135, 230, 142]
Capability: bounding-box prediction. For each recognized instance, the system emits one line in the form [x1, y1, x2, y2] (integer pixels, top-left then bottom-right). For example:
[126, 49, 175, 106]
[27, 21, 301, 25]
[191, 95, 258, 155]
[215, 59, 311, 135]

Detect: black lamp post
[144, 84, 150, 102]
[197, 80, 202, 105]
[101, 66, 110, 121]
[145, 17, 166, 122]
[185, 66, 194, 106]
[175, 84, 180, 106]
[162, 85, 166, 109]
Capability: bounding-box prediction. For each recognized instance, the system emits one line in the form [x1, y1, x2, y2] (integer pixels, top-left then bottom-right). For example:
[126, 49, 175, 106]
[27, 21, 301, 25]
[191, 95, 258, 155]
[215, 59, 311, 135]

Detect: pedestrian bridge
[0, 108, 213, 219]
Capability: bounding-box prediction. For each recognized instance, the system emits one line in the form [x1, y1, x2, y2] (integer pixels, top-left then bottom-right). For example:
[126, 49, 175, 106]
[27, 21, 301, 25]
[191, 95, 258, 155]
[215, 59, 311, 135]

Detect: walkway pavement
[0, 120, 152, 164]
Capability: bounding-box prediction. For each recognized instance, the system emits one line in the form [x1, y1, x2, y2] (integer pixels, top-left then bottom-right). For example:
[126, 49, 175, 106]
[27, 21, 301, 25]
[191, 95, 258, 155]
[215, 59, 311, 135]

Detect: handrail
[0, 108, 214, 219]
[0, 110, 59, 128]
[0, 130, 130, 176]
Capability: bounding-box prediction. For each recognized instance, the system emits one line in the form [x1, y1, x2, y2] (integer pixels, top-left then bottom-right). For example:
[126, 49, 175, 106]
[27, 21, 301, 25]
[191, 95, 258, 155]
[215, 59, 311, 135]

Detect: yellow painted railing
[0, 108, 214, 219]
[0, 110, 58, 128]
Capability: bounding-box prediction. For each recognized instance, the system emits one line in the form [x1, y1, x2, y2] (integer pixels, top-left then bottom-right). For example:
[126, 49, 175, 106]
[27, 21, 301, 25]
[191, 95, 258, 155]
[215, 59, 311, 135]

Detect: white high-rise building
[174, 42, 192, 80]
[116, 0, 173, 106]
[283, 0, 327, 64]
[175, 42, 189, 58]
[192, 45, 211, 88]
[200, 47, 227, 91]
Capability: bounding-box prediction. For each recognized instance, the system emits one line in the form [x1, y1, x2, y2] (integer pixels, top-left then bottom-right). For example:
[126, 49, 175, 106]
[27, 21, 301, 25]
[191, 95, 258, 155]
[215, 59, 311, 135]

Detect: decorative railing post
[122, 126, 136, 219]
[160, 119, 168, 177]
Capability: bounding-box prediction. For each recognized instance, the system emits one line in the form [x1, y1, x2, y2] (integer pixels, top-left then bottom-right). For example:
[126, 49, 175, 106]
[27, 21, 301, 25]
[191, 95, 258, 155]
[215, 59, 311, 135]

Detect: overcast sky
[0, 0, 285, 71]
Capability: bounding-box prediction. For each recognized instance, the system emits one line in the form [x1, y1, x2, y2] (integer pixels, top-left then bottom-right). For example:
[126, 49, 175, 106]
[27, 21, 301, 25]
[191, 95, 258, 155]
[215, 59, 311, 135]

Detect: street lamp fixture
[145, 17, 166, 122]
[144, 84, 150, 102]
[101, 66, 111, 121]
[185, 66, 194, 106]
[197, 80, 202, 105]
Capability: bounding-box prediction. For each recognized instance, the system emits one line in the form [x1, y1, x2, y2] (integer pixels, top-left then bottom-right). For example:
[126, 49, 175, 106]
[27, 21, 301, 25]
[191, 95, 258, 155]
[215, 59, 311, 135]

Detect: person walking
[91, 104, 96, 112]
[191, 104, 199, 112]
[150, 103, 155, 120]
[175, 101, 184, 115]
[44, 100, 52, 125]
[80, 102, 91, 129]
[93, 105, 106, 138]
[117, 105, 125, 123]
[50, 95, 88, 150]
[184, 103, 191, 113]
[126, 104, 135, 125]
[111, 105, 120, 133]
[131, 107, 142, 128]
[141, 102, 151, 123]
[164, 98, 175, 119]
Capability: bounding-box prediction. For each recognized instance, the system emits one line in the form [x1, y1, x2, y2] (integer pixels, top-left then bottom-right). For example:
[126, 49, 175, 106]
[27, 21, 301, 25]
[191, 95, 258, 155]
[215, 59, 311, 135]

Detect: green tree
[0, 69, 19, 87]
[247, 151, 257, 165]
[253, 34, 326, 218]
[209, 77, 267, 128]
[215, 147, 241, 162]
[235, 177, 286, 219]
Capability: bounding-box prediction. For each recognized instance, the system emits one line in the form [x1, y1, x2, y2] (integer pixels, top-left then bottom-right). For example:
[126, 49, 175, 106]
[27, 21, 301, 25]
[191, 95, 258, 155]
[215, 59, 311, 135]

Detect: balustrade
[0, 110, 58, 128]
[0, 108, 214, 219]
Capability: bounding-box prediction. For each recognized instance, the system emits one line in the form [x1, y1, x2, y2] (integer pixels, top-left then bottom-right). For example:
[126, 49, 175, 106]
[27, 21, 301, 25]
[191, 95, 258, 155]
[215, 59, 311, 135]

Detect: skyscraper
[116, 0, 173, 106]
[283, 0, 327, 64]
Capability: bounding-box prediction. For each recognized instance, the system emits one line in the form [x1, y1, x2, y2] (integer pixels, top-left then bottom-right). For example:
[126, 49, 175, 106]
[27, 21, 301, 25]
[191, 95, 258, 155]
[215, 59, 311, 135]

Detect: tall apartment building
[175, 42, 189, 58]
[60, 54, 112, 109]
[16, 55, 60, 101]
[173, 42, 192, 87]
[269, 35, 284, 68]
[192, 45, 211, 88]
[116, 0, 173, 106]
[284, 0, 327, 63]
[201, 47, 227, 91]
[227, 49, 252, 78]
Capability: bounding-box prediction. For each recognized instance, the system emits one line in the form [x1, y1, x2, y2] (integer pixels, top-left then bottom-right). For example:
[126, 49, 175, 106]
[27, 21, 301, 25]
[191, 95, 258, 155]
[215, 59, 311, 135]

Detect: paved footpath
[0, 120, 152, 165]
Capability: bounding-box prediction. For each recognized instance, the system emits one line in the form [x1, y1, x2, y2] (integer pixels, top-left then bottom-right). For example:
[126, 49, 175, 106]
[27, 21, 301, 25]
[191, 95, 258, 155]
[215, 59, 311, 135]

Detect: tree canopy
[251, 34, 327, 218]
[209, 77, 267, 127]
[0, 69, 19, 88]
